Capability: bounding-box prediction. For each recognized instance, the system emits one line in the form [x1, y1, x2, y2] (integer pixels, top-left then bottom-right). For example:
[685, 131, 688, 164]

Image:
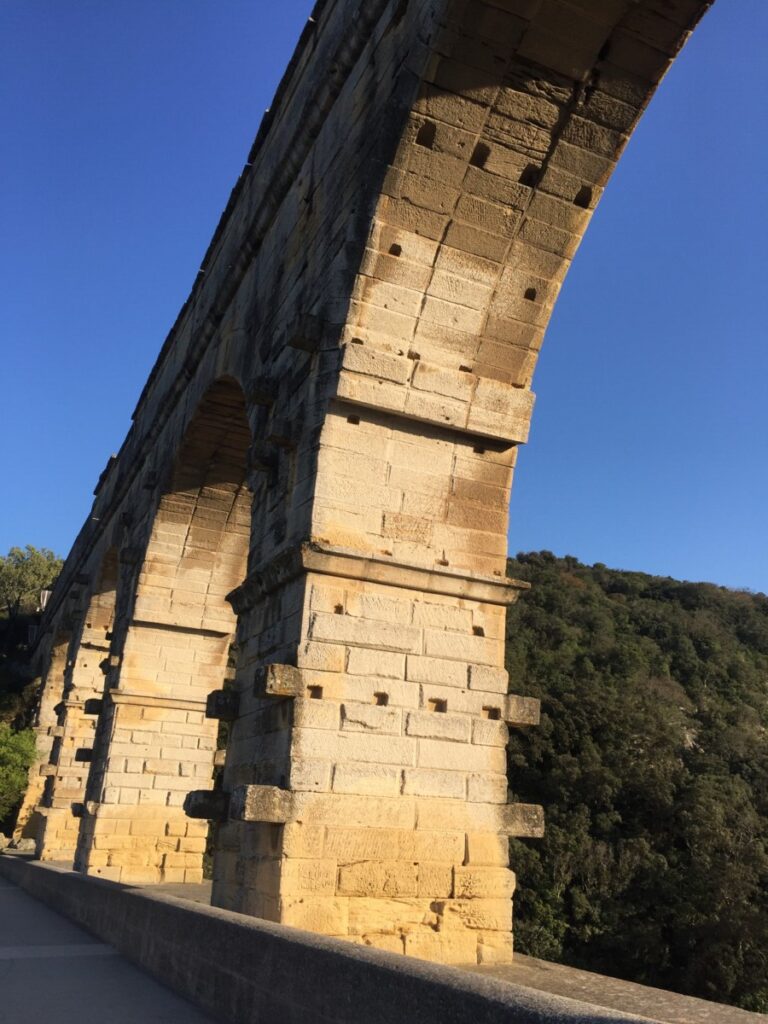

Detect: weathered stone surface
[183, 790, 230, 822]
[16, 0, 711, 964]
[229, 785, 293, 824]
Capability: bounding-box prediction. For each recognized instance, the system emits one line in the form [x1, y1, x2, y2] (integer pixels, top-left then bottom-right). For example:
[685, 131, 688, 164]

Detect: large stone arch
[18, 0, 715, 962]
[74, 378, 253, 883]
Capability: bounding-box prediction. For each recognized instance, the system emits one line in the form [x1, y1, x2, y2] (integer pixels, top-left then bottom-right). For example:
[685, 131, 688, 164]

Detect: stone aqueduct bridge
[19, 0, 711, 966]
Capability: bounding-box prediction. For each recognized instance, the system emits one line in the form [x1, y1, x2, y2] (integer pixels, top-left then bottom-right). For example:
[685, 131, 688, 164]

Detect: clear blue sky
[1, 1, 766, 592]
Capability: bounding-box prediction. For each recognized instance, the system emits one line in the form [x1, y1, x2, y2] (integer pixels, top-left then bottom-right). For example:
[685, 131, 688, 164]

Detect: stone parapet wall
[0, 857, 656, 1024]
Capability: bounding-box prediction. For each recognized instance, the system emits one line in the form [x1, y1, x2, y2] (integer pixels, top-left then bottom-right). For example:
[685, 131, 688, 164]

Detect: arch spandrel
[304, 0, 711, 581]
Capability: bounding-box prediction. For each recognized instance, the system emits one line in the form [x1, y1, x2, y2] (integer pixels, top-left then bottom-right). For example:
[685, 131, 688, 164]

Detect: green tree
[506, 552, 768, 1012]
[0, 724, 35, 824]
[0, 545, 62, 620]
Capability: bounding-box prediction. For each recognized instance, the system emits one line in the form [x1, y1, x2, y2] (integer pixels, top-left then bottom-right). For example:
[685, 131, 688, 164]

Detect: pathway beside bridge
[0, 874, 214, 1024]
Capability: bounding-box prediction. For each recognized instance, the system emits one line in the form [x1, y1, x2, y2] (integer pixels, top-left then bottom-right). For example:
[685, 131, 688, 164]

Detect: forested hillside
[506, 553, 768, 1012]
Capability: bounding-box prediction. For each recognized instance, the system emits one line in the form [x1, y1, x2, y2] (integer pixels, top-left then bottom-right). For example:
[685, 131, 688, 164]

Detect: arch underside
[74, 380, 253, 883]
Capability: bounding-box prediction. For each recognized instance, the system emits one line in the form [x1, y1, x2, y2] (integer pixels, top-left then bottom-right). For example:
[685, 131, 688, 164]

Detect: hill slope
[505, 553, 768, 1012]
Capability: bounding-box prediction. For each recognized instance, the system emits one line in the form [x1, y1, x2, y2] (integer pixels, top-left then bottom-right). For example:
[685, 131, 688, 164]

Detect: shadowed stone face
[19, 0, 713, 964]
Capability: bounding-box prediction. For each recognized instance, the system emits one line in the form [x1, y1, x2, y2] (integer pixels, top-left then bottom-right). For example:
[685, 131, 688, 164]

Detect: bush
[0, 724, 36, 825]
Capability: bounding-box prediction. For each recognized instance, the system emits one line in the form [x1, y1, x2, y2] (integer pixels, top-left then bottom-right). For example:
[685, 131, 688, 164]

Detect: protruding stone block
[505, 695, 540, 727]
[500, 803, 545, 837]
[230, 785, 292, 823]
[254, 663, 304, 698]
[39, 764, 56, 777]
[248, 441, 279, 474]
[205, 689, 239, 721]
[183, 789, 230, 822]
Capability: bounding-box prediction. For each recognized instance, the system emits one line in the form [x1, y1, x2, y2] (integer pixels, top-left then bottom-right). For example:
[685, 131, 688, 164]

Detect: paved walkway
[0, 875, 215, 1024]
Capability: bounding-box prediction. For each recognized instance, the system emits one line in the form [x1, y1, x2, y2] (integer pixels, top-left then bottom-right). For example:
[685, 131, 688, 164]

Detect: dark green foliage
[506, 553, 768, 1012]
[0, 545, 62, 623]
[0, 724, 35, 826]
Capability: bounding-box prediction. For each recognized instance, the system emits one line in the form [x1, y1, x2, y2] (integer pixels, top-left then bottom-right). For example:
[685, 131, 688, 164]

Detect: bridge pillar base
[209, 544, 539, 964]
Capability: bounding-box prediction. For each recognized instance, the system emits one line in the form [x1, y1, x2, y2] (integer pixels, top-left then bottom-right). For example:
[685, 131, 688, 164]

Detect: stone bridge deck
[1, 855, 759, 1024]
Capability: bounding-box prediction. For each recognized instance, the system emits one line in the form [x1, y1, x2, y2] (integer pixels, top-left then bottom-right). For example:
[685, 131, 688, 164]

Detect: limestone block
[417, 863, 453, 898]
[471, 718, 509, 747]
[454, 866, 516, 899]
[279, 858, 337, 896]
[402, 768, 466, 799]
[291, 792, 416, 830]
[406, 655, 467, 688]
[345, 592, 413, 626]
[440, 898, 513, 932]
[289, 758, 332, 793]
[477, 930, 515, 964]
[466, 663, 507, 696]
[404, 928, 479, 964]
[406, 711, 471, 743]
[337, 861, 418, 898]
[499, 802, 545, 837]
[347, 647, 406, 679]
[418, 738, 505, 773]
[423, 630, 499, 665]
[340, 341, 411, 384]
[279, 897, 349, 935]
[504, 694, 540, 726]
[297, 641, 346, 673]
[230, 785, 292, 824]
[255, 663, 304, 698]
[348, 897, 437, 936]
[341, 702, 402, 735]
[293, 699, 340, 731]
[324, 827, 402, 862]
[466, 831, 509, 866]
[309, 612, 422, 654]
[341, 677, 417, 710]
[332, 764, 402, 797]
[410, 602, 473, 631]
[382, 513, 432, 546]
[353, 933, 406, 954]
[293, 728, 417, 768]
[281, 823, 325, 859]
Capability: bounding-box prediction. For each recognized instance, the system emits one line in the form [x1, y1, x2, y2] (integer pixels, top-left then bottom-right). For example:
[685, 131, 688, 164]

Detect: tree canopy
[0, 545, 62, 620]
[0, 724, 35, 828]
[506, 552, 768, 1012]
